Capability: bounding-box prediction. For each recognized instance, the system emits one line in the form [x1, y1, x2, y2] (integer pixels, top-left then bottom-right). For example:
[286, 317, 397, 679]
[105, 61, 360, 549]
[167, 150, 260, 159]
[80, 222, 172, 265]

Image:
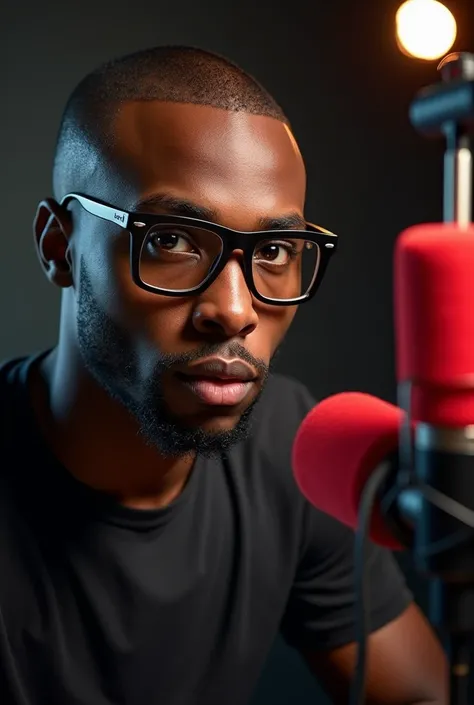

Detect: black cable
[350, 471, 474, 705]
[350, 462, 392, 705]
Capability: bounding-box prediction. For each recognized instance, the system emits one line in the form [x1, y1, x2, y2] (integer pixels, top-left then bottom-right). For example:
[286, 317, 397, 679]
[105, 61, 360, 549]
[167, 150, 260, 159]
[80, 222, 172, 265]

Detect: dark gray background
[2, 0, 473, 702]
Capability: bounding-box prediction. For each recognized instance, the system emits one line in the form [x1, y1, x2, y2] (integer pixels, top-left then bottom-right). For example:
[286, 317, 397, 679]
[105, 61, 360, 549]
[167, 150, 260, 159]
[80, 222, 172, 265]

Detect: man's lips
[175, 357, 258, 406]
[177, 376, 253, 406]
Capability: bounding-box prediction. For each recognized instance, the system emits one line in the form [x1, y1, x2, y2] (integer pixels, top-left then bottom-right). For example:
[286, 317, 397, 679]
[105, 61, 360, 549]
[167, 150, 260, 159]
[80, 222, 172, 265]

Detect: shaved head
[52, 46, 290, 200]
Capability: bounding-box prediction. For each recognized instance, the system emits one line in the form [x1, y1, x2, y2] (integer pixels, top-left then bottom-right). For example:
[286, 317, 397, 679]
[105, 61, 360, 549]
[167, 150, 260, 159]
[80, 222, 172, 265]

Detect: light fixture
[396, 0, 457, 61]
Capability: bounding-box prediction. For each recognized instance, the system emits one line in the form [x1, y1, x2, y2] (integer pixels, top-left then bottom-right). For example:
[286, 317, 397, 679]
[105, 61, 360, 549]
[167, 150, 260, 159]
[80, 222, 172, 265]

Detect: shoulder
[244, 372, 317, 476]
[0, 351, 49, 387]
[0, 355, 26, 380]
[231, 374, 361, 541]
[0, 353, 37, 400]
[0, 353, 44, 446]
[227, 373, 317, 501]
[0, 355, 27, 405]
[252, 372, 317, 448]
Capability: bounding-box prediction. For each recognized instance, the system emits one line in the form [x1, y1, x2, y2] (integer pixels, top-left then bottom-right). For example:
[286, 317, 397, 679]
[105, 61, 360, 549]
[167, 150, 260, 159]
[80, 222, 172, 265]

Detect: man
[0, 46, 447, 704]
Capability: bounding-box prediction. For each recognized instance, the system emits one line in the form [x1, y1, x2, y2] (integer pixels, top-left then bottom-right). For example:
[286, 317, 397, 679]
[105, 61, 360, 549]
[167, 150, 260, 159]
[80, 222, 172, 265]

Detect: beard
[76, 263, 271, 457]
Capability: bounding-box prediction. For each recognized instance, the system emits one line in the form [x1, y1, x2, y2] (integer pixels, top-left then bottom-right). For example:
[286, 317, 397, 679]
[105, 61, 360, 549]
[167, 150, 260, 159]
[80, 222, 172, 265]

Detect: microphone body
[396, 222, 474, 646]
[395, 223, 474, 591]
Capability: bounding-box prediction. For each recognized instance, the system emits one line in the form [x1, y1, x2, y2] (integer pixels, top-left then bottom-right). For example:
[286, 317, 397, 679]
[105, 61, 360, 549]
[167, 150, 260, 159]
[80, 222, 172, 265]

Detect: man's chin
[166, 406, 245, 431]
[135, 398, 258, 458]
[140, 422, 253, 458]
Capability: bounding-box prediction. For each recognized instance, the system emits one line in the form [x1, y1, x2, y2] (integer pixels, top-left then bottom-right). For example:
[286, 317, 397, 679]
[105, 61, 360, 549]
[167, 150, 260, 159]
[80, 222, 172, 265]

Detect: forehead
[107, 101, 306, 227]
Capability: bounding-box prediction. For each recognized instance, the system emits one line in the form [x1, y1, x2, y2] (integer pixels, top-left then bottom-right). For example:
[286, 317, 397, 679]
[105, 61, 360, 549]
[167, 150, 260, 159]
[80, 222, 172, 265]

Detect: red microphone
[292, 223, 474, 554]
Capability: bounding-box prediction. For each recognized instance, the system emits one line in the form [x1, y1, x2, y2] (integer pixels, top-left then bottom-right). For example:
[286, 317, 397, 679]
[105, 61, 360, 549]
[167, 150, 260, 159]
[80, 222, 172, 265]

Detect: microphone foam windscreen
[292, 392, 403, 550]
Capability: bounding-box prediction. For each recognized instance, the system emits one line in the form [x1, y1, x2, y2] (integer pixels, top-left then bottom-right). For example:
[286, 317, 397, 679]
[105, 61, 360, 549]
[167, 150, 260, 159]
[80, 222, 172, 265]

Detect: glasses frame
[61, 193, 338, 306]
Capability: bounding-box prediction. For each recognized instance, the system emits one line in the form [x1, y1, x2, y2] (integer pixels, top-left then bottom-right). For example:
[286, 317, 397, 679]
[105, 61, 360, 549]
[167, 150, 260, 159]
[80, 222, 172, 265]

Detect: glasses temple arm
[60, 194, 130, 229]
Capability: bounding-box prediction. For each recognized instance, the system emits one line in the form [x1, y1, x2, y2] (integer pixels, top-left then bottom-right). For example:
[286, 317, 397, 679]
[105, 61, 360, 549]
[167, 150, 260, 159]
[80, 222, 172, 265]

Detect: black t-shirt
[0, 354, 412, 705]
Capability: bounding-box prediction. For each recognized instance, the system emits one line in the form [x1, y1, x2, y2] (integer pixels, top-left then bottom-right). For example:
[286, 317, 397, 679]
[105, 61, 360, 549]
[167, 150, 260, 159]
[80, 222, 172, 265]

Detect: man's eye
[254, 242, 297, 266]
[148, 231, 194, 253]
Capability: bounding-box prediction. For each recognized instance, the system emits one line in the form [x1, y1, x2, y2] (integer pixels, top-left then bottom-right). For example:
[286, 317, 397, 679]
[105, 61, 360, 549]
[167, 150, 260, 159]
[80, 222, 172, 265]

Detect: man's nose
[192, 258, 258, 338]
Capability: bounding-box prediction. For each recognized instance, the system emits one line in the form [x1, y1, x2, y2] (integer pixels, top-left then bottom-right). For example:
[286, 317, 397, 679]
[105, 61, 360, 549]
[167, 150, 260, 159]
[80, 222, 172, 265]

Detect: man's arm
[279, 490, 449, 705]
[300, 603, 448, 704]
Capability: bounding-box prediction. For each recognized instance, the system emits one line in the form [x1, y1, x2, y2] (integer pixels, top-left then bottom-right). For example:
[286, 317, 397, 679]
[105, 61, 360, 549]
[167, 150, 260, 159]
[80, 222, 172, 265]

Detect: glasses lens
[139, 224, 223, 291]
[252, 237, 320, 301]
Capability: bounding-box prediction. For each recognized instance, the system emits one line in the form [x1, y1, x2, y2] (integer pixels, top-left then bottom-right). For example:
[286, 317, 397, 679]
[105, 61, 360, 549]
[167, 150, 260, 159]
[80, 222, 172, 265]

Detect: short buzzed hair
[53, 46, 290, 199]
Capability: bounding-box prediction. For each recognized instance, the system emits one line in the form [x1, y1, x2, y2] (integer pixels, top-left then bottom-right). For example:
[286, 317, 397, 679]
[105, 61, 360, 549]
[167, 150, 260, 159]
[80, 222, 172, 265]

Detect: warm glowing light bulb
[396, 0, 457, 60]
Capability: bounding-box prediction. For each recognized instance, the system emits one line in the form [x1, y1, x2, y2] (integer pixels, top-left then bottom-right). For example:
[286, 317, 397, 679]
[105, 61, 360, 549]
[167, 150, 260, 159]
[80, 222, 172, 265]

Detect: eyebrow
[133, 194, 216, 222]
[259, 213, 307, 231]
[131, 193, 307, 231]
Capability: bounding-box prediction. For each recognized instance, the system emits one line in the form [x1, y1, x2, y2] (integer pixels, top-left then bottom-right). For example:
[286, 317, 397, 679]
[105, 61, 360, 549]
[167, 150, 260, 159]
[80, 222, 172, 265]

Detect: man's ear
[33, 198, 74, 288]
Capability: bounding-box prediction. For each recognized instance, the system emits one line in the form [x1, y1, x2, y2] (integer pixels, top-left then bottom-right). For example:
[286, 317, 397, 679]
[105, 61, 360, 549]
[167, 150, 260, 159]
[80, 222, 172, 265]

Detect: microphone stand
[397, 52, 474, 705]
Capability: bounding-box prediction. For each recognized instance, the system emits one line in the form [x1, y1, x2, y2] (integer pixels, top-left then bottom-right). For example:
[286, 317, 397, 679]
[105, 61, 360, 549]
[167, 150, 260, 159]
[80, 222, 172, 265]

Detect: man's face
[68, 102, 306, 456]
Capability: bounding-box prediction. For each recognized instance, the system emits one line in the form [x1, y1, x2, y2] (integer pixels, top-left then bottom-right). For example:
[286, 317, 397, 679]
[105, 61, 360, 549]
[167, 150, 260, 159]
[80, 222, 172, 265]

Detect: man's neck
[29, 347, 195, 510]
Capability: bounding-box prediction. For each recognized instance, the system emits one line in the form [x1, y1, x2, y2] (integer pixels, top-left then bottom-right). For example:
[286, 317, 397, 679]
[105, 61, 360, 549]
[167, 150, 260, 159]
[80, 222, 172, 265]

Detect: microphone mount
[395, 52, 474, 705]
[410, 51, 474, 226]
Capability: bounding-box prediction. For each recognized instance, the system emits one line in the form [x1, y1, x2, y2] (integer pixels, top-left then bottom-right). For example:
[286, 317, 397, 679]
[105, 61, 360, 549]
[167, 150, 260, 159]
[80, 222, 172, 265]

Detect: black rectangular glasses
[60, 193, 338, 306]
